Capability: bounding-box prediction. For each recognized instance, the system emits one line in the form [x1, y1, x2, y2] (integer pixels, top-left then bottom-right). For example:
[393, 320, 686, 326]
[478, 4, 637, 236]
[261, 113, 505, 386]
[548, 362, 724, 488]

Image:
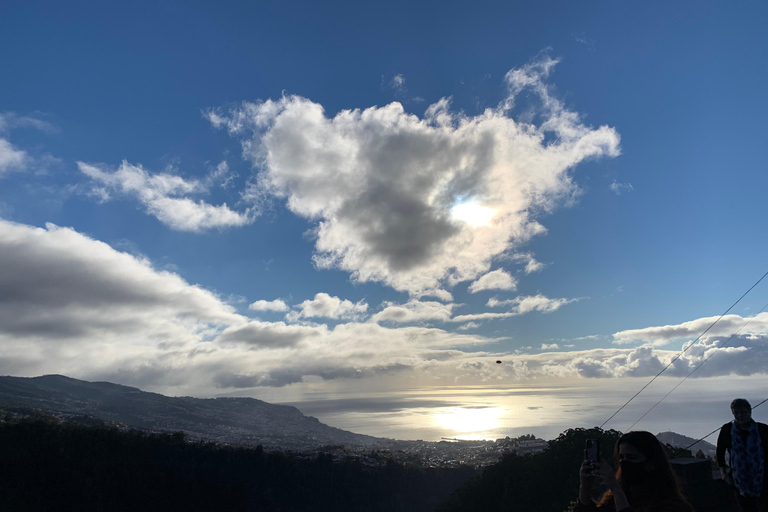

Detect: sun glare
[434, 407, 505, 434]
[451, 203, 496, 227]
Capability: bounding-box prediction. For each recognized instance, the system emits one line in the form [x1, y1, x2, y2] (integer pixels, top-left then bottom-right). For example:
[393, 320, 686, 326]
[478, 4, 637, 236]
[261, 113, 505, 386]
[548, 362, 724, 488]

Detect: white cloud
[468, 269, 517, 293]
[390, 74, 406, 92]
[610, 181, 634, 195]
[208, 55, 620, 296]
[511, 252, 545, 273]
[249, 299, 290, 312]
[0, 112, 60, 177]
[78, 161, 255, 232]
[514, 294, 578, 314]
[541, 343, 559, 349]
[0, 112, 57, 134]
[452, 294, 578, 323]
[291, 292, 368, 321]
[457, 322, 480, 331]
[613, 313, 768, 347]
[0, 138, 28, 176]
[486, 294, 577, 313]
[371, 300, 455, 323]
[416, 289, 454, 302]
[205, 160, 236, 189]
[451, 311, 515, 323]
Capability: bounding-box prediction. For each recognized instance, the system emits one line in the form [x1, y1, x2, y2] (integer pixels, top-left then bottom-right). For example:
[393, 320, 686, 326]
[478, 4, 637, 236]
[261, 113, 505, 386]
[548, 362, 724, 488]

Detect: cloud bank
[1, 219, 767, 396]
[613, 313, 768, 346]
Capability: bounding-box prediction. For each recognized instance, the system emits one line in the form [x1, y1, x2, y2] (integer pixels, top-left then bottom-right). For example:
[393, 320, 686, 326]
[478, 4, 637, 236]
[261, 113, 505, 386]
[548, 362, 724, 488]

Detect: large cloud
[208, 56, 620, 296]
[0, 219, 238, 337]
[0, 218, 242, 380]
[78, 161, 254, 232]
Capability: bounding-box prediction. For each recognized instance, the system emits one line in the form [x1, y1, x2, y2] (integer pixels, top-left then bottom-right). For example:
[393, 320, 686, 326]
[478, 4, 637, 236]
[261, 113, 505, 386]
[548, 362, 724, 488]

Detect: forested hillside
[0, 412, 475, 512]
[0, 413, 741, 512]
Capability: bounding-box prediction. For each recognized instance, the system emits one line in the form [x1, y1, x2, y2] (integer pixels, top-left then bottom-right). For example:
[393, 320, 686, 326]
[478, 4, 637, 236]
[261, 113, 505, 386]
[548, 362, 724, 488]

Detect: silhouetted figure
[575, 431, 694, 511]
[717, 398, 768, 512]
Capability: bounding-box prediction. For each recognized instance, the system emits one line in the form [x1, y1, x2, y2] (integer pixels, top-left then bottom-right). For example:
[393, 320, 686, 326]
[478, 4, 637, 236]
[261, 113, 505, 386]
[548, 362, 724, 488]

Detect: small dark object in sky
[496, 360, 502, 364]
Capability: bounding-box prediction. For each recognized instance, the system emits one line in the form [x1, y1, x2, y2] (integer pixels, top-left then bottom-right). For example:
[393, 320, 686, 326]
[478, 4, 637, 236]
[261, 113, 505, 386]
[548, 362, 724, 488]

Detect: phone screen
[586, 439, 600, 462]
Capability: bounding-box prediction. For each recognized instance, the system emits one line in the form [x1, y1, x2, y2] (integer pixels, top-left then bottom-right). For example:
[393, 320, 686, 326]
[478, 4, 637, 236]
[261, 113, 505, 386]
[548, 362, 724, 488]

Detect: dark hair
[596, 431, 691, 509]
[731, 398, 752, 411]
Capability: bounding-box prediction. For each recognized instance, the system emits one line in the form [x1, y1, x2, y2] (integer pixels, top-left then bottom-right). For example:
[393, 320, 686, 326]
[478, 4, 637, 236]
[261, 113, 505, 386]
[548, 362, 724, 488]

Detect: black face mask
[620, 460, 650, 485]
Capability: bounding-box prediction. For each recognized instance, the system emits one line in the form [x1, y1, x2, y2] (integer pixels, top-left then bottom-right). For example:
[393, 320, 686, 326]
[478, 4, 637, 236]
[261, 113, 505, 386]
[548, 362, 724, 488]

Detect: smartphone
[585, 439, 600, 462]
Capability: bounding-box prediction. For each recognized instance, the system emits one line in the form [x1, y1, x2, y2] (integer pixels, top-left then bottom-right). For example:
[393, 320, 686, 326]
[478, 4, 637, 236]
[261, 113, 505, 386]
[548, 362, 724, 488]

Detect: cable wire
[599, 269, 768, 429]
[627, 301, 768, 431]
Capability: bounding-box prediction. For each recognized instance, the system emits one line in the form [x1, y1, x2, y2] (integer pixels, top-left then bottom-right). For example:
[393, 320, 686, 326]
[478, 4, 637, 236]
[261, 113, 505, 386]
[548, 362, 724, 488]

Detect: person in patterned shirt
[717, 398, 768, 512]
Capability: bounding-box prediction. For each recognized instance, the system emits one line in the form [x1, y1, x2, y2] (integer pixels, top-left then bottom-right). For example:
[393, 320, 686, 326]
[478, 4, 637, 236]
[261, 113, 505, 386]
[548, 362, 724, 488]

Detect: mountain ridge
[0, 374, 383, 449]
[655, 430, 717, 456]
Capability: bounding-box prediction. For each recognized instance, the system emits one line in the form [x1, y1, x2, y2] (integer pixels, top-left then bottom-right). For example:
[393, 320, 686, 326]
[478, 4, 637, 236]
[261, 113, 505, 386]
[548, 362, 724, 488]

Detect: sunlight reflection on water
[279, 379, 768, 442]
[433, 407, 505, 438]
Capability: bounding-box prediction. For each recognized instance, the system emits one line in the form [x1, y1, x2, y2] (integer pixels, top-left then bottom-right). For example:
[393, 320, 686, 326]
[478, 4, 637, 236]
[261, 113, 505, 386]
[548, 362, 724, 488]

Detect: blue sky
[2, 0, 768, 439]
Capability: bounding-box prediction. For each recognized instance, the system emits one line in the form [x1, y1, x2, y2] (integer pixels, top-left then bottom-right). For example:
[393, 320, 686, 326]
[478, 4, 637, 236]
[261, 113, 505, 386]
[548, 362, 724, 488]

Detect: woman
[575, 431, 694, 512]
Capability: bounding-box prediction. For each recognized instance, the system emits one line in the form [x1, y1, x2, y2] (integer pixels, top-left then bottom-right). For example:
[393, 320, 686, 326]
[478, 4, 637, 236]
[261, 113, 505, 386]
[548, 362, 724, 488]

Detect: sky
[2, 0, 768, 441]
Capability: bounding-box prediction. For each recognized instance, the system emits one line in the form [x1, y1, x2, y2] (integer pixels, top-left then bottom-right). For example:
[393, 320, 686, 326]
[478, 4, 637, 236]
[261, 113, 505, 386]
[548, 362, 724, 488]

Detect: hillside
[0, 374, 381, 449]
[656, 431, 717, 457]
[0, 414, 476, 512]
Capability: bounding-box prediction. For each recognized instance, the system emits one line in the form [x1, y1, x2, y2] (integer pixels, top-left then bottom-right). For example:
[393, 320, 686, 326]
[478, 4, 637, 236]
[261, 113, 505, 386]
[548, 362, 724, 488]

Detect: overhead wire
[627, 301, 768, 431]
[599, 269, 768, 429]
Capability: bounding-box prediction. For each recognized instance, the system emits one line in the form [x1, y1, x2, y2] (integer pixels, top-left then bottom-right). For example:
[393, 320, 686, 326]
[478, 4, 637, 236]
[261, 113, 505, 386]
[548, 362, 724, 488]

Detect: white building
[515, 439, 549, 455]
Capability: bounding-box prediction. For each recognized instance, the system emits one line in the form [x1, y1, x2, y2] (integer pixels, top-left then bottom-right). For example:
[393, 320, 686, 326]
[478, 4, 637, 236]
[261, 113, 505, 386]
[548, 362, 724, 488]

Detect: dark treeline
[0, 413, 475, 512]
[1, 414, 742, 512]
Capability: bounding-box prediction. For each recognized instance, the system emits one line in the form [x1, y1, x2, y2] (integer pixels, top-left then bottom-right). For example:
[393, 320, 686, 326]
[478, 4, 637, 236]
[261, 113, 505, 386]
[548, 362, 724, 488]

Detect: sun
[451, 202, 497, 227]
[434, 407, 505, 433]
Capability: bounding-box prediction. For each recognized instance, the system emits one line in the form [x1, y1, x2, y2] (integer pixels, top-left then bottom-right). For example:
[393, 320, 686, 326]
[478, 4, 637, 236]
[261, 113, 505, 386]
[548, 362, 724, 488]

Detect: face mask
[620, 460, 650, 485]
